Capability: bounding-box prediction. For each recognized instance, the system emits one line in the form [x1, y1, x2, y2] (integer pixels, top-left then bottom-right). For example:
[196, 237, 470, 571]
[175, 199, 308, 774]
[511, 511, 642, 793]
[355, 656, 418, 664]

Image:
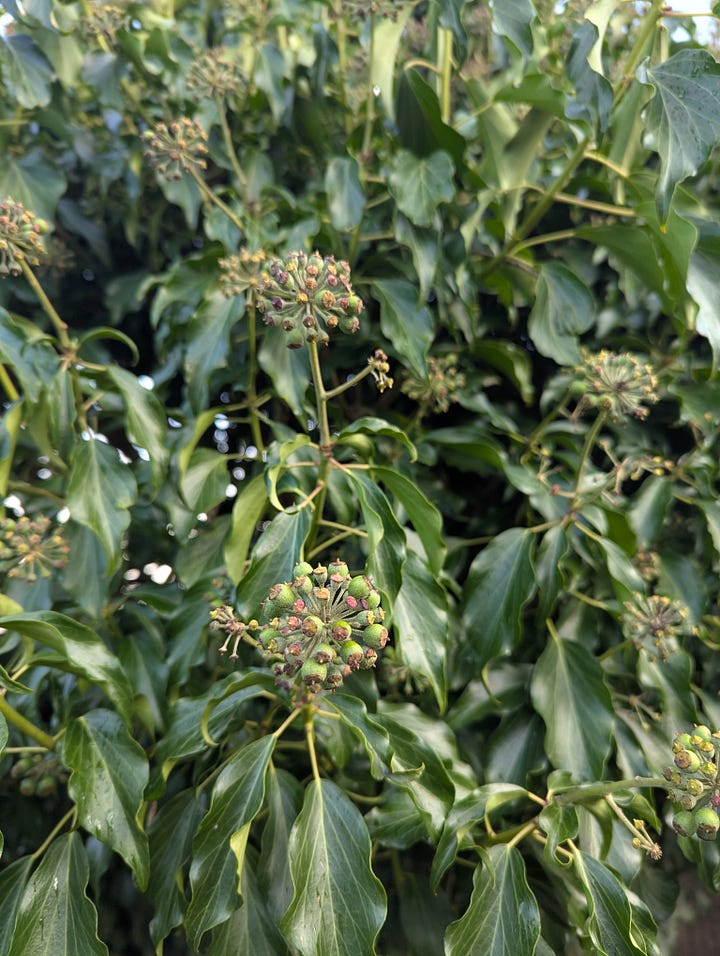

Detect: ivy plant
[2, 1, 720, 953]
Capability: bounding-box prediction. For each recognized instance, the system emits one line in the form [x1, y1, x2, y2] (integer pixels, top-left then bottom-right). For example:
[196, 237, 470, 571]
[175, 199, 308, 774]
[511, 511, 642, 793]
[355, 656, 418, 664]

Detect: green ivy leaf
[373, 466, 445, 574]
[7, 833, 108, 956]
[539, 802, 579, 865]
[491, 0, 535, 58]
[66, 438, 137, 572]
[147, 790, 204, 948]
[574, 851, 647, 956]
[186, 735, 276, 950]
[345, 470, 405, 600]
[258, 331, 311, 418]
[688, 232, 720, 373]
[0, 311, 58, 404]
[372, 278, 433, 378]
[531, 631, 614, 781]
[642, 50, 720, 222]
[395, 69, 466, 164]
[0, 663, 32, 694]
[444, 845, 541, 955]
[0, 857, 33, 953]
[257, 766, 304, 924]
[337, 418, 417, 463]
[224, 474, 268, 584]
[0, 401, 22, 497]
[180, 448, 229, 514]
[0, 711, 7, 753]
[391, 550, 448, 711]
[104, 367, 170, 493]
[528, 262, 595, 366]
[366, 787, 429, 850]
[461, 528, 536, 668]
[62, 709, 150, 890]
[185, 292, 245, 413]
[0, 612, 133, 722]
[388, 149, 455, 228]
[565, 20, 612, 132]
[325, 156, 364, 230]
[280, 779, 387, 956]
[0, 33, 52, 107]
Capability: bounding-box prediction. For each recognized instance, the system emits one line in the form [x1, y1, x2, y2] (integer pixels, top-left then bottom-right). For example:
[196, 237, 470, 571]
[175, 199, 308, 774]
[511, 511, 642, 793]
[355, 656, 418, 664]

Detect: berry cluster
[0, 199, 50, 277]
[142, 119, 209, 181]
[219, 248, 267, 299]
[621, 593, 694, 662]
[666, 726, 720, 840]
[256, 251, 364, 348]
[187, 47, 246, 100]
[11, 754, 67, 798]
[401, 352, 466, 414]
[211, 560, 388, 694]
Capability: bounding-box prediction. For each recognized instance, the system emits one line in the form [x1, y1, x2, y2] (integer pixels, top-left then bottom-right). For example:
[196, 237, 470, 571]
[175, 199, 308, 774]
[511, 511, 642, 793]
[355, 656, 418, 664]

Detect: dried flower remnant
[369, 349, 394, 393]
[142, 119, 209, 181]
[256, 251, 364, 348]
[0, 515, 70, 582]
[575, 350, 659, 422]
[401, 353, 465, 413]
[187, 47, 246, 100]
[622, 593, 694, 661]
[81, 3, 127, 44]
[219, 248, 267, 298]
[0, 200, 50, 277]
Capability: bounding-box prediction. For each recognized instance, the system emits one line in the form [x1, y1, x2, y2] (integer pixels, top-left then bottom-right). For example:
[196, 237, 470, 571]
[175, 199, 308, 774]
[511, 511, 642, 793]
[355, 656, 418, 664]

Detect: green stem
[31, 807, 76, 861]
[572, 410, 607, 501]
[20, 261, 71, 348]
[553, 776, 670, 806]
[613, 0, 665, 105]
[246, 293, 264, 454]
[215, 92, 249, 194]
[305, 342, 332, 554]
[304, 710, 322, 784]
[324, 363, 374, 401]
[0, 694, 56, 750]
[332, 0, 352, 136]
[439, 27, 453, 124]
[0, 363, 19, 401]
[189, 168, 245, 232]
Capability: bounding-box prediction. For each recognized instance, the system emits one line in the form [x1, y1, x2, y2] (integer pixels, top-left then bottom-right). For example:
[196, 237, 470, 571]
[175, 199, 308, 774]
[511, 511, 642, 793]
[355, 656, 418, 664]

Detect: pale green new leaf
[528, 262, 595, 366]
[280, 779, 386, 956]
[185, 735, 276, 949]
[66, 438, 137, 571]
[462, 528, 536, 668]
[444, 845, 541, 955]
[388, 149, 455, 227]
[8, 833, 108, 956]
[643, 50, 720, 222]
[62, 709, 150, 890]
[531, 632, 614, 781]
[0, 611, 133, 721]
[574, 852, 647, 956]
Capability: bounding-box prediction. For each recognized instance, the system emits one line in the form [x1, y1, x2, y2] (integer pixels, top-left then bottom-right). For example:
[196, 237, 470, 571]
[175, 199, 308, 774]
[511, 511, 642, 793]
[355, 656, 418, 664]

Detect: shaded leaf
[0, 33, 52, 107]
[566, 19, 612, 132]
[528, 262, 595, 366]
[224, 474, 268, 584]
[531, 631, 614, 781]
[0, 857, 33, 953]
[207, 849, 286, 955]
[345, 469, 404, 600]
[325, 156, 364, 231]
[388, 149, 455, 227]
[444, 845, 541, 955]
[180, 448, 229, 514]
[372, 278, 434, 377]
[0, 612, 133, 721]
[8, 833, 108, 956]
[462, 528, 536, 668]
[337, 418, 417, 462]
[373, 466, 445, 575]
[491, 0, 535, 58]
[186, 735, 276, 949]
[395, 69, 466, 165]
[258, 766, 304, 924]
[574, 851, 647, 956]
[105, 367, 170, 492]
[280, 779, 386, 956]
[62, 709, 150, 890]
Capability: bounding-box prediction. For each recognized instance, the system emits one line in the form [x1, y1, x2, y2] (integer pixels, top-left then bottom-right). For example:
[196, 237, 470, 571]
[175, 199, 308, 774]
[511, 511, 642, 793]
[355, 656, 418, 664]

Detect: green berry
[19, 778, 36, 797]
[693, 725, 713, 741]
[679, 793, 697, 811]
[36, 775, 57, 797]
[312, 643, 336, 664]
[332, 621, 353, 642]
[268, 583, 295, 608]
[301, 615, 324, 639]
[363, 623, 389, 649]
[293, 561, 314, 578]
[339, 640, 363, 669]
[360, 647, 378, 669]
[672, 810, 697, 837]
[11, 756, 33, 779]
[364, 589, 381, 609]
[347, 575, 370, 599]
[675, 749, 701, 772]
[695, 806, 720, 840]
[673, 733, 693, 753]
[300, 659, 327, 690]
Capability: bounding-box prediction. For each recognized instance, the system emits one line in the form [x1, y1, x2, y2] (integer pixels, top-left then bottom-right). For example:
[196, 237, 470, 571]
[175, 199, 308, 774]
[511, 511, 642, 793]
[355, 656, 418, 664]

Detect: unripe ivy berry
[11, 756, 33, 779]
[364, 623, 389, 649]
[675, 749, 701, 772]
[36, 775, 57, 797]
[293, 561, 313, 578]
[695, 806, 720, 840]
[347, 576, 370, 599]
[312, 643, 336, 664]
[324, 664, 347, 689]
[19, 778, 36, 797]
[364, 589, 382, 609]
[673, 733, 693, 753]
[293, 574, 313, 595]
[301, 615, 324, 639]
[332, 621, 353, 642]
[300, 659, 327, 690]
[313, 565, 328, 586]
[679, 793, 697, 811]
[686, 778, 704, 797]
[328, 559, 349, 580]
[268, 583, 295, 608]
[672, 810, 697, 837]
[360, 647, 378, 669]
[693, 725, 713, 741]
[339, 640, 363, 669]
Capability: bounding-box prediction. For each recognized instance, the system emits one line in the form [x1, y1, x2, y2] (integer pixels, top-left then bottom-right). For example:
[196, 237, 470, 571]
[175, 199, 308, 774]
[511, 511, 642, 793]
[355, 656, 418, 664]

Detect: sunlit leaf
[388, 150, 455, 227]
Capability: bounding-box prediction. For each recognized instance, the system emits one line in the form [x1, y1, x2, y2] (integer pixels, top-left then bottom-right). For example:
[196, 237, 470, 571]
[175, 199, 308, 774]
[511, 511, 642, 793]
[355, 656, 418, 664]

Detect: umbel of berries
[256, 251, 364, 348]
[665, 725, 720, 841]
[211, 560, 388, 694]
[0, 199, 50, 277]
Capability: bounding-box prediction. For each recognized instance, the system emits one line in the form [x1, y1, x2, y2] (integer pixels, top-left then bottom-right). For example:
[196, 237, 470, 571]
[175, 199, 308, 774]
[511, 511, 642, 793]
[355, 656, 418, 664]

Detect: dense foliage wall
[3, 1, 720, 953]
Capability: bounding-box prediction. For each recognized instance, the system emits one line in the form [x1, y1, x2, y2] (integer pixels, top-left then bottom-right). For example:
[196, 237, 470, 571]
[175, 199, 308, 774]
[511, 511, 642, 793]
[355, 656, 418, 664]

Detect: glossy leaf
[185, 735, 276, 949]
[372, 278, 434, 378]
[325, 156, 364, 231]
[372, 466, 445, 574]
[491, 0, 534, 58]
[345, 469, 405, 600]
[574, 851, 646, 956]
[444, 845, 541, 955]
[257, 766, 304, 924]
[528, 262, 595, 366]
[104, 366, 170, 492]
[565, 19, 612, 132]
[0, 612, 133, 721]
[224, 474, 268, 584]
[280, 779, 386, 956]
[0, 712, 6, 753]
[642, 50, 720, 221]
[66, 438, 137, 571]
[0, 33, 52, 108]
[62, 709, 150, 890]
[8, 833, 108, 956]
[462, 528, 536, 668]
[531, 631, 614, 781]
[336, 417, 417, 462]
[0, 857, 33, 953]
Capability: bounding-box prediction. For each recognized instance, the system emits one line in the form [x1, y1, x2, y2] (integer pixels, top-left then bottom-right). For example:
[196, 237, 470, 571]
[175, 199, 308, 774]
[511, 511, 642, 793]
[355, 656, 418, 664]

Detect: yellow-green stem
[613, 0, 665, 104]
[0, 363, 19, 402]
[20, 260, 70, 348]
[439, 27, 453, 123]
[215, 93, 249, 193]
[189, 168, 245, 232]
[552, 776, 670, 806]
[246, 294, 264, 453]
[31, 807, 76, 861]
[304, 711, 322, 784]
[572, 410, 607, 501]
[0, 694, 56, 750]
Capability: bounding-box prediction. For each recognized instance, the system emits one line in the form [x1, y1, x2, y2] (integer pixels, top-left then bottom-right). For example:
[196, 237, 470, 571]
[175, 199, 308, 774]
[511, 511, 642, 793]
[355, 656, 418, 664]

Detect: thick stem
[0, 694, 56, 750]
[0, 364, 19, 401]
[552, 776, 670, 806]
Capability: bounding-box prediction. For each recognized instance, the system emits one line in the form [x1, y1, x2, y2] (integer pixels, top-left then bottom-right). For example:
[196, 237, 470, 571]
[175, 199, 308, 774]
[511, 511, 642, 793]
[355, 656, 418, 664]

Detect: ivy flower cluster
[218, 248, 267, 298]
[0, 515, 70, 582]
[211, 560, 388, 694]
[0, 199, 50, 277]
[621, 593, 694, 662]
[256, 251, 364, 348]
[575, 350, 659, 422]
[187, 47, 246, 100]
[666, 727, 720, 841]
[142, 119, 209, 181]
[401, 353, 465, 413]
